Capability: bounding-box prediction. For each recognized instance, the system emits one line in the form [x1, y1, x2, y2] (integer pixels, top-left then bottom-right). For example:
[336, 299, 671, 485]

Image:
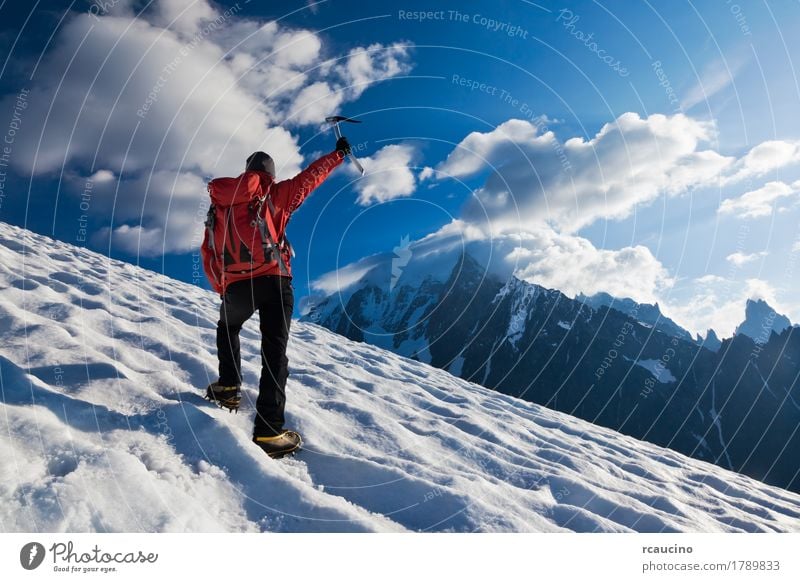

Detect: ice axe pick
[325, 115, 365, 176]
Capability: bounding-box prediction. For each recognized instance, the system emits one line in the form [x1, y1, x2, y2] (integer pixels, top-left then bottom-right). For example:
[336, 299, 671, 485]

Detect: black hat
[245, 151, 275, 177]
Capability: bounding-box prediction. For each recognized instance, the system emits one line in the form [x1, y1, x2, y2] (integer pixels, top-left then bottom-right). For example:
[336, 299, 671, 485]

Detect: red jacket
[202, 150, 343, 293]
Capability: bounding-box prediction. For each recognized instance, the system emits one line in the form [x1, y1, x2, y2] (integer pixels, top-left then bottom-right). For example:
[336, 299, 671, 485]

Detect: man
[201, 136, 350, 458]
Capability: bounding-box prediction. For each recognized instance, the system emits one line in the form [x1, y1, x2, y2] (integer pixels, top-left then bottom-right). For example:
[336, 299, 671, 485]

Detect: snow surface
[2, 223, 800, 533]
[635, 359, 677, 384]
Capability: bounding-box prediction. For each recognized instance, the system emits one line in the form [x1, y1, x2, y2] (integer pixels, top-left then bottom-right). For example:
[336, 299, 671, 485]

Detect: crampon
[205, 382, 242, 413]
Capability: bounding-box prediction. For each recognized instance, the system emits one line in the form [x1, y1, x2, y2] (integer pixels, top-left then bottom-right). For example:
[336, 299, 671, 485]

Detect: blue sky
[1, 0, 800, 336]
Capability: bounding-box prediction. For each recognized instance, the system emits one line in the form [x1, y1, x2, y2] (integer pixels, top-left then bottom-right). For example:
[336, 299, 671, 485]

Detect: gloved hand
[336, 136, 351, 156]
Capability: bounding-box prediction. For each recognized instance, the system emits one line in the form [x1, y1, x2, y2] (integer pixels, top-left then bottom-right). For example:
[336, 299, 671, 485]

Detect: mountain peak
[735, 298, 791, 344]
[577, 292, 692, 341]
[700, 328, 722, 352]
[451, 250, 484, 276]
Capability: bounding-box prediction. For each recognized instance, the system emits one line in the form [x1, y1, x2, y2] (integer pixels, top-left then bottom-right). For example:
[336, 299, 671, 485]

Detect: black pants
[216, 275, 294, 437]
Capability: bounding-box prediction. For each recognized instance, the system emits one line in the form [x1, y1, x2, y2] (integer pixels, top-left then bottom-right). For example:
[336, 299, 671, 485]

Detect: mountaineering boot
[205, 382, 242, 412]
[253, 431, 302, 459]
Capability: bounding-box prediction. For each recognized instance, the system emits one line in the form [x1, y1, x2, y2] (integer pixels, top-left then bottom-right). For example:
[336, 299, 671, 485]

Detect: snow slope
[1, 223, 800, 533]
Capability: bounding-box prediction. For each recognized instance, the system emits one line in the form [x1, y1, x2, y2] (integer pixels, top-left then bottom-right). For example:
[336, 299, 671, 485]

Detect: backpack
[202, 172, 288, 292]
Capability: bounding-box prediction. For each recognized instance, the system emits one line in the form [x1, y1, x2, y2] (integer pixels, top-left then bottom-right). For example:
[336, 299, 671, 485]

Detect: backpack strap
[205, 200, 219, 262]
[264, 195, 295, 257]
[253, 186, 289, 276]
[203, 200, 225, 290]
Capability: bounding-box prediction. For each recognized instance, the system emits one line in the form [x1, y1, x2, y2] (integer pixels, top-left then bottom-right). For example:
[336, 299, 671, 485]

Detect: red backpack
[202, 172, 288, 293]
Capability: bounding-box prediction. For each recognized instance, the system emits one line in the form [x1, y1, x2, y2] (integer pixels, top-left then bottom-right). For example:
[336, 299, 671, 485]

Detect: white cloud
[218, 22, 321, 103]
[437, 113, 733, 233]
[663, 277, 783, 337]
[255, 21, 323, 68]
[336, 43, 410, 93]
[418, 166, 435, 181]
[680, 56, 746, 111]
[150, 0, 219, 36]
[505, 229, 672, 304]
[288, 81, 345, 125]
[5, 1, 412, 255]
[435, 118, 542, 178]
[695, 274, 726, 285]
[88, 170, 210, 256]
[351, 144, 418, 205]
[286, 43, 411, 125]
[722, 142, 800, 185]
[99, 224, 167, 256]
[726, 251, 767, 267]
[719, 181, 798, 219]
[310, 253, 387, 295]
[434, 113, 800, 236]
[312, 219, 672, 307]
[89, 170, 115, 183]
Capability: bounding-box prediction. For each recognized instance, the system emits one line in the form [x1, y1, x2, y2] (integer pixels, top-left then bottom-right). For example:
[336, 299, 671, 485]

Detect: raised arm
[272, 150, 344, 215]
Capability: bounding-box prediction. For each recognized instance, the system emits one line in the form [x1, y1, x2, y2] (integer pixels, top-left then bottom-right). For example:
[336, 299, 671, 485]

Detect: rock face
[305, 252, 800, 493]
[578, 291, 693, 341]
[700, 329, 722, 352]
[734, 298, 792, 344]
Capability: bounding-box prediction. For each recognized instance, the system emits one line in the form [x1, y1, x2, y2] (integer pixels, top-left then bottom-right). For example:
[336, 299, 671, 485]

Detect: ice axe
[325, 115, 365, 176]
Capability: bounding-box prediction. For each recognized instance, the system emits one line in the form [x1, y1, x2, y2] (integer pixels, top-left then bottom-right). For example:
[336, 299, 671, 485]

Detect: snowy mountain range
[2, 221, 800, 532]
[576, 291, 693, 342]
[304, 250, 800, 493]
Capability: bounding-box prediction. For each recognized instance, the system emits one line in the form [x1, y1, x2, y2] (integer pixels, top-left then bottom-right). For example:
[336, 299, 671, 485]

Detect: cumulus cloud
[287, 43, 410, 125]
[288, 81, 345, 125]
[5, 0, 412, 255]
[312, 218, 672, 307]
[663, 277, 785, 337]
[726, 251, 767, 267]
[719, 181, 799, 219]
[506, 229, 672, 304]
[350, 144, 418, 205]
[87, 169, 210, 255]
[723, 141, 800, 184]
[89, 170, 115, 183]
[436, 119, 542, 178]
[425, 222, 672, 305]
[437, 113, 734, 233]
[418, 166, 435, 181]
[150, 0, 219, 36]
[337, 43, 410, 90]
[100, 224, 168, 256]
[435, 113, 800, 237]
